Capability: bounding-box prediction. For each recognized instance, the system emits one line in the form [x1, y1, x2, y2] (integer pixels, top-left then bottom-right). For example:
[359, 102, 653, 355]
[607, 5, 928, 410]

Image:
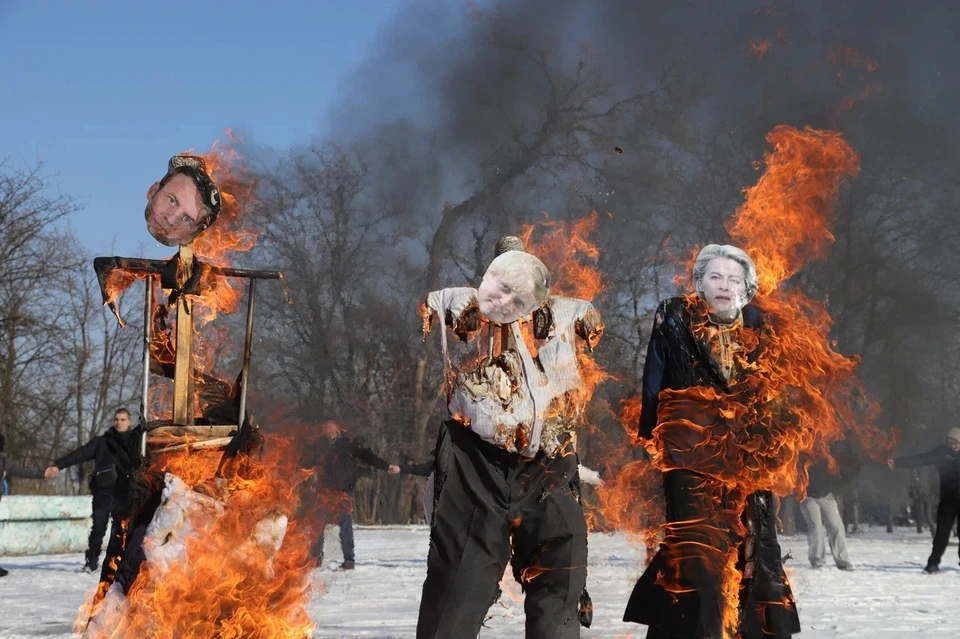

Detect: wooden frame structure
[94, 245, 282, 456]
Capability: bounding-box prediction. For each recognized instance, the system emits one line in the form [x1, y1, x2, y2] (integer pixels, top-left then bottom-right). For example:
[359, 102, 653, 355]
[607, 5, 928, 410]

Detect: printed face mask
[477, 251, 549, 324]
[697, 257, 748, 321]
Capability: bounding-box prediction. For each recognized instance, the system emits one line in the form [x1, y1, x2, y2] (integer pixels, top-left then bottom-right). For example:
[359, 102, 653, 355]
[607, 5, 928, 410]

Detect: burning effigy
[76, 148, 316, 638]
[416, 232, 604, 638]
[621, 126, 896, 639]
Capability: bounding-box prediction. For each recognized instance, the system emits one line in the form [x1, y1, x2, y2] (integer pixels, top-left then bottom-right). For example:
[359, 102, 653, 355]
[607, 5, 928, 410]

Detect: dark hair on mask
[158, 155, 222, 235]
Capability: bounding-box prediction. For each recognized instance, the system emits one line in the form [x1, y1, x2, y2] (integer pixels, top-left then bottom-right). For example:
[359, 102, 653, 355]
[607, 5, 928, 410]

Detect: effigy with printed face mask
[423, 239, 603, 458]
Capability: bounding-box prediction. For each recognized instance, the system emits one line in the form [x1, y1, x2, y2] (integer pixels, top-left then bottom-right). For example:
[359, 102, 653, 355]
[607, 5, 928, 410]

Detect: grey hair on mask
[692, 244, 759, 303]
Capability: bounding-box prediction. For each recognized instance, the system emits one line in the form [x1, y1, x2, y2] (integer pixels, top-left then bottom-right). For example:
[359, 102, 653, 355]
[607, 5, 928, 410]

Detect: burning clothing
[625, 296, 800, 639]
[418, 249, 601, 638]
[83, 474, 292, 637]
[417, 421, 586, 638]
[424, 288, 602, 458]
[695, 314, 745, 382]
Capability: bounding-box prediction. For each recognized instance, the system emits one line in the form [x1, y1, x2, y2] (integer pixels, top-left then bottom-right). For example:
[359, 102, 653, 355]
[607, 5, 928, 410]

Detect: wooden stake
[172, 243, 195, 425]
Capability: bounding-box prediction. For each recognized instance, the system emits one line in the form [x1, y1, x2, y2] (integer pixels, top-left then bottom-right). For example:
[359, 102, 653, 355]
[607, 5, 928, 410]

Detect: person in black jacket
[305, 421, 399, 570]
[888, 427, 960, 573]
[0, 433, 47, 577]
[624, 244, 800, 639]
[44, 408, 132, 572]
[89, 416, 144, 590]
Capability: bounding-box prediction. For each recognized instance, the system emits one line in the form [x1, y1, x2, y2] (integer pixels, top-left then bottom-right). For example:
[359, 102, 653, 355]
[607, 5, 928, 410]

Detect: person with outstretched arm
[0, 434, 47, 577]
[887, 427, 960, 573]
[44, 408, 132, 573]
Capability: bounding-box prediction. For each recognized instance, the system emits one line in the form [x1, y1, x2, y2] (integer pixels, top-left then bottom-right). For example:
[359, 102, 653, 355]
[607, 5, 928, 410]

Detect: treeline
[6, 1, 959, 531]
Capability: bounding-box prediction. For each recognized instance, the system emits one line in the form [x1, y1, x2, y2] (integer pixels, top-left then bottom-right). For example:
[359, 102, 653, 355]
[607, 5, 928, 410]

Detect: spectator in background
[0, 433, 47, 577]
[888, 427, 960, 574]
[799, 439, 860, 570]
[44, 408, 132, 573]
[304, 421, 399, 570]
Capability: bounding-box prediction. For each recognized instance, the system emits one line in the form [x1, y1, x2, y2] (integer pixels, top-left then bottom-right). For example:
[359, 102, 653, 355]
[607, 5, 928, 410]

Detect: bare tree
[0, 161, 142, 491]
[0, 161, 77, 466]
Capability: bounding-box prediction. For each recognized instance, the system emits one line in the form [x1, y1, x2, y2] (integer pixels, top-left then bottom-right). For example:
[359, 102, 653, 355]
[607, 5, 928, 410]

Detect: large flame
[190, 133, 260, 324]
[627, 125, 896, 638]
[520, 211, 610, 406]
[519, 211, 605, 302]
[78, 435, 316, 638]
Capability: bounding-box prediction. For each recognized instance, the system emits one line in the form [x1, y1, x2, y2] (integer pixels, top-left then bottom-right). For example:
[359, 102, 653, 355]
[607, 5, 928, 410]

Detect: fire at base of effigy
[79, 441, 316, 638]
[611, 125, 898, 639]
[82, 473, 292, 638]
[77, 146, 316, 638]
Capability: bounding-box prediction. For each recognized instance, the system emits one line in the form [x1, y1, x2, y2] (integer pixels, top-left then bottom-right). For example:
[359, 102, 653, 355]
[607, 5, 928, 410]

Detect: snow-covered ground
[0, 526, 957, 638]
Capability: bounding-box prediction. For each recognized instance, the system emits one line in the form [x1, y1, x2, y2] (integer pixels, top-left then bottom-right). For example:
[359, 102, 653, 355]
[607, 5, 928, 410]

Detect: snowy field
[1, 525, 957, 638]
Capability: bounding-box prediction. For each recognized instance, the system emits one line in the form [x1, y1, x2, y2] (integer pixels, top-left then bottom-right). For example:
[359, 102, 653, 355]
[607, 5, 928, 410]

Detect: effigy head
[477, 250, 550, 324]
[692, 244, 758, 322]
[144, 155, 222, 246]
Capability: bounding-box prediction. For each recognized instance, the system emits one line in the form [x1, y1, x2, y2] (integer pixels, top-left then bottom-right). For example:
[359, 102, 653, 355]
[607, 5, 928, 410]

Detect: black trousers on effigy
[416, 421, 587, 639]
[97, 472, 161, 593]
[624, 470, 800, 639]
[98, 514, 126, 586]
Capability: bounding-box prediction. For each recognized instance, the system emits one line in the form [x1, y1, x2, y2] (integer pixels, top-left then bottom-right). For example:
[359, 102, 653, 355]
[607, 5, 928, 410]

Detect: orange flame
[186, 133, 260, 325]
[520, 210, 610, 401]
[519, 211, 604, 302]
[80, 435, 316, 638]
[513, 212, 612, 458]
[81, 136, 313, 635]
[749, 39, 773, 59]
[103, 133, 260, 325]
[639, 125, 896, 638]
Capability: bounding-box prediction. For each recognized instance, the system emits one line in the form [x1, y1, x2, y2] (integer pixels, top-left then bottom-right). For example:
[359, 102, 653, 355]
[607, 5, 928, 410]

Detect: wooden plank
[150, 437, 234, 454]
[172, 243, 195, 425]
[146, 425, 238, 440]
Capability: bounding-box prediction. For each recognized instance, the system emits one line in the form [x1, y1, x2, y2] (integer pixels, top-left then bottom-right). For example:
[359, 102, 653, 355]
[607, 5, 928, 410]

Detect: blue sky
[0, 0, 407, 258]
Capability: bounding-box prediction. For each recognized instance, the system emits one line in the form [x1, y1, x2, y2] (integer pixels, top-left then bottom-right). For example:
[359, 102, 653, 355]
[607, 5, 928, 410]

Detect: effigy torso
[425, 288, 601, 458]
